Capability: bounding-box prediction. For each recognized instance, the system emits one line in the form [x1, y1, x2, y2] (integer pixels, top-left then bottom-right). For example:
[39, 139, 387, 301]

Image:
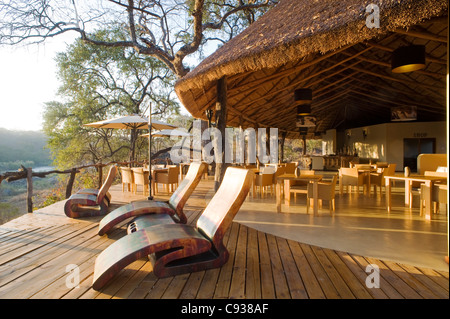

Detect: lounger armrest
[98, 200, 175, 236]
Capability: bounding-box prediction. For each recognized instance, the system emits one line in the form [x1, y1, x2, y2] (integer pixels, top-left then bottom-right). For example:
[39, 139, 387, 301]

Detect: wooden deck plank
[266, 233, 290, 299]
[213, 222, 240, 298]
[299, 243, 341, 299]
[276, 237, 308, 299]
[336, 251, 387, 299]
[229, 224, 247, 298]
[287, 239, 326, 299]
[415, 266, 449, 291]
[178, 270, 206, 299]
[365, 257, 423, 299]
[397, 263, 449, 299]
[383, 260, 442, 299]
[311, 245, 355, 299]
[351, 254, 404, 299]
[257, 231, 276, 299]
[323, 249, 373, 299]
[0, 223, 98, 288]
[0, 182, 447, 300]
[245, 227, 261, 299]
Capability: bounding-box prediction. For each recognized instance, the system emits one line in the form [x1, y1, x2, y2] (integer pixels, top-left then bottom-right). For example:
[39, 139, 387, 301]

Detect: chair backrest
[273, 166, 286, 183]
[167, 165, 179, 182]
[284, 162, 297, 174]
[385, 164, 396, 176]
[309, 174, 338, 198]
[120, 167, 134, 184]
[97, 165, 118, 203]
[339, 167, 358, 177]
[197, 167, 254, 249]
[261, 166, 276, 174]
[168, 162, 208, 221]
[132, 167, 148, 185]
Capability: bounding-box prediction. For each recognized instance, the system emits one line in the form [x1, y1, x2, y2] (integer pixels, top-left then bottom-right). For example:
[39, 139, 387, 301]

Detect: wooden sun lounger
[64, 165, 118, 218]
[92, 167, 254, 291]
[97, 162, 208, 236]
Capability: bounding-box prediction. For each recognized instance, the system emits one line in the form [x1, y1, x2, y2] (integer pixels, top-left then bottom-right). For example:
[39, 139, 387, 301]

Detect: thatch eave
[174, 0, 448, 137]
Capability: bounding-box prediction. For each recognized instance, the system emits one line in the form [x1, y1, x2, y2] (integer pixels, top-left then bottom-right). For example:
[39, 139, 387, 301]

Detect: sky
[0, 33, 78, 132]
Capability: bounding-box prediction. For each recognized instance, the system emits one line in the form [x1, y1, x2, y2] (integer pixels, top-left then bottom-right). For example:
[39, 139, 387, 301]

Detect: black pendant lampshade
[294, 88, 312, 104]
[297, 104, 311, 116]
[391, 45, 426, 73]
[295, 88, 312, 115]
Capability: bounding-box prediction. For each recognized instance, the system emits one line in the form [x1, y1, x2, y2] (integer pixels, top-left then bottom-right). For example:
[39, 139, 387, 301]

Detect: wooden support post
[26, 167, 33, 213]
[214, 76, 228, 191]
[280, 131, 287, 163]
[65, 169, 77, 199]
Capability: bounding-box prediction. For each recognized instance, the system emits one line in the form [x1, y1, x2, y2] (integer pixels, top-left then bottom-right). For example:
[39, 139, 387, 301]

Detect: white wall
[341, 121, 447, 171]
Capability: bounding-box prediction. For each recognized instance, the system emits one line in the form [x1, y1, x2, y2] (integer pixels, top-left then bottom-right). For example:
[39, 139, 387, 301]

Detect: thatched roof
[175, 0, 448, 138]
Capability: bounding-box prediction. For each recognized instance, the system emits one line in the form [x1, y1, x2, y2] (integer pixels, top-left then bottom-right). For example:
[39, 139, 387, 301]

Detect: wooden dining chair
[131, 167, 149, 195]
[370, 163, 397, 196]
[120, 167, 134, 192]
[339, 167, 365, 194]
[307, 174, 338, 215]
[154, 165, 179, 194]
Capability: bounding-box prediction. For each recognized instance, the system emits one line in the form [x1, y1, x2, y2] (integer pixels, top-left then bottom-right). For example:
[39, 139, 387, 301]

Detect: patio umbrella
[140, 129, 192, 138]
[84, 114, 176, 130]
[84, 114, 177, 200]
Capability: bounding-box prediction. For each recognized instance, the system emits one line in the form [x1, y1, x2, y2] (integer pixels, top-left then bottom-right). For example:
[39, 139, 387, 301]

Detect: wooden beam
[394, 28, 448, 43]
[349, 66, 445, 91]
[365, 41, 447, 65]
[341, 52, 446, 80]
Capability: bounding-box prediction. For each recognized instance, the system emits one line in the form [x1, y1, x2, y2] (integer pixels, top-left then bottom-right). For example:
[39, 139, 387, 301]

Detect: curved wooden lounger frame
[97, 162, 208, 236]
[64, 165, 118, 218]
[92, 167, 254, 291]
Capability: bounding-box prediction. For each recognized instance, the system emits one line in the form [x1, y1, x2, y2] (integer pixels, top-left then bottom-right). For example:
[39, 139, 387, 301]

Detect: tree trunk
[214, 77, 228, 191]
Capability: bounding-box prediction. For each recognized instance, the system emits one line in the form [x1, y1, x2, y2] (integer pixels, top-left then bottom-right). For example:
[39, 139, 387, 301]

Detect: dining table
[276, 174, 323, 215]
[384, 174, 447, 220]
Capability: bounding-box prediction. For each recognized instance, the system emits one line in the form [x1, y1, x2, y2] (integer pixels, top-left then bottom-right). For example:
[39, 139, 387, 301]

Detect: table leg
[276, 180, 282, 213]
[385, 177, 392, 212]
[423, 181, 432, 220]
[313, 180, 319, 216]
[405, 180, 411, 207]
[284, 179, 290, 206]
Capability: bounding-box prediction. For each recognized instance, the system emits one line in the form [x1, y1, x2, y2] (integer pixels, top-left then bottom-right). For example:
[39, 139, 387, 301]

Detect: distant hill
[0, 128, 51, 171]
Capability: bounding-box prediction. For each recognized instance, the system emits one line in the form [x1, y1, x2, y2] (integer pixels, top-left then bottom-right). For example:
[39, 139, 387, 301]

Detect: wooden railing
[0, 160, 143, 213]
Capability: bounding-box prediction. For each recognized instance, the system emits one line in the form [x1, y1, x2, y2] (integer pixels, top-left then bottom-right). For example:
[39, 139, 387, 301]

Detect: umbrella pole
[148, 104, 153, 200]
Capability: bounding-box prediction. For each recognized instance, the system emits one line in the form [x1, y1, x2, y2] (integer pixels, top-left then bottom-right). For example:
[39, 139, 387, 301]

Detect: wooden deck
[0, 181, 448, 300]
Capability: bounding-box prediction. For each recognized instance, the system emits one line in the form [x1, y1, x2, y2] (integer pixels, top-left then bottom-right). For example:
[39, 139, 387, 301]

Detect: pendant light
[391, 45, 425, 73]
[294, 88, 312, 115]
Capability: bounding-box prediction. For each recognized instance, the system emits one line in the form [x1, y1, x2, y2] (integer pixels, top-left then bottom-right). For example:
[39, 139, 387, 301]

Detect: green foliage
[43, 25, 180, 169]
[0, 202, 20, 225]
[0, 128, 51, 171]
